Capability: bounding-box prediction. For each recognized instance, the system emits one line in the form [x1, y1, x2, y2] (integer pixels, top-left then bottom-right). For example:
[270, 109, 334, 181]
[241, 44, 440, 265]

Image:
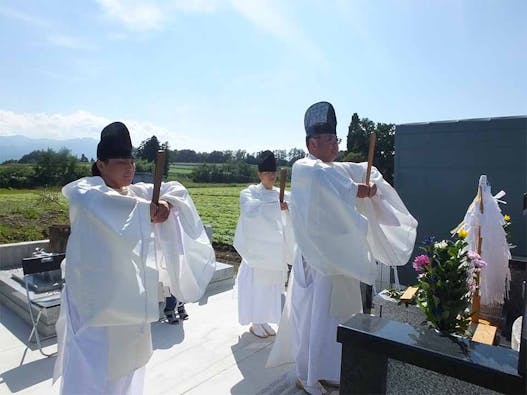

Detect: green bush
[191, 162, 258, 183]
[0, 164, 35, 188]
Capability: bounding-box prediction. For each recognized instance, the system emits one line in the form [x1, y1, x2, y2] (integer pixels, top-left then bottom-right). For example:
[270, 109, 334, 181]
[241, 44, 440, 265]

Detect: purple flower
[467, 251, 481, 261]
[473, 258, 487, 269]
[423, 236, 436, 246]
[468, 251, 486, 268]
[413, 254, 430, 272]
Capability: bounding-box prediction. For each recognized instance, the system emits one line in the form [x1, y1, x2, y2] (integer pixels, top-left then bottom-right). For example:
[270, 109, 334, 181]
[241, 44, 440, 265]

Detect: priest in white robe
[267, 102, 417, 395]
[233, 151, 294, 338]
[53, 122, 216, 395]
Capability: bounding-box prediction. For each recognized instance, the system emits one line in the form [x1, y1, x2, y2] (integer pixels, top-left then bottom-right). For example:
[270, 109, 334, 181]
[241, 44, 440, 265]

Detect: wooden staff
[471, 186, 484, 323]
[365, 132, 376, 185]
[152, 150, 166, 205]
[279, 168, 287, 203]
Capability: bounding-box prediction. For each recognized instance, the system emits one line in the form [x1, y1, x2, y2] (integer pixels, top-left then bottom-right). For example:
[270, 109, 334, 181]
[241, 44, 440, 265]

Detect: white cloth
[235, 261, 283, 325]
[267, 252, 362, 387]
[55, 288, 148, 394]
[292, 256, 362, 385]
[233, 184, 294, 279]
[511, 316, 523, 352]
[233, 184, 294, 324]
[288, 156, 417, 318]
[267, 155, 417, 386]
[54, 176, 215, 391]
[454, 175, 511, 305]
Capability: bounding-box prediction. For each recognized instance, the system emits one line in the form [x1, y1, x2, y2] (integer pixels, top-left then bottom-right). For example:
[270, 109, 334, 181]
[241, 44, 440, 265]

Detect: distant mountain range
[0, 135, 98, 163]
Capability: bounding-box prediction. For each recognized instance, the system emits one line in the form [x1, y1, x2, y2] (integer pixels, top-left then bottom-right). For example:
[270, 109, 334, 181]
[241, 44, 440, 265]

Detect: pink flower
[468, 251, 481, 261]
[413, 255, 430, 272]
[473, 258, 487, 269]
[468, 251, 486, 268]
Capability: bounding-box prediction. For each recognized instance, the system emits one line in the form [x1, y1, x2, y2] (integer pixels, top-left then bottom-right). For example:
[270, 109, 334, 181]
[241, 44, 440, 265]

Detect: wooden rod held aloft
[152, 150, 166, 205]
[365, 132, 376, 185]
[279, 168, 287, 203]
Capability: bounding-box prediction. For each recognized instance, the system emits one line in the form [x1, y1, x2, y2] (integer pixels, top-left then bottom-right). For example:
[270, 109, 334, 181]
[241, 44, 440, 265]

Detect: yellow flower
[457, 229, 468, 239]
[504, 214, 511, 222]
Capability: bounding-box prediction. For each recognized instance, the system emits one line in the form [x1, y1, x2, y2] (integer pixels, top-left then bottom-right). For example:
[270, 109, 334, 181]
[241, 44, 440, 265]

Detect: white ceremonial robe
[233, 183, 294, 325]
[267, 155, 417, 387]
[453, 175, 511, 306]
[53, 177, 215, 394]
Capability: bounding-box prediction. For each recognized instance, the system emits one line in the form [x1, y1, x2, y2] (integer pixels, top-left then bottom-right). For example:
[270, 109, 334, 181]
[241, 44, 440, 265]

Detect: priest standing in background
[53, 122, 216, 395]
[267, 102, 417, 395]
[233, 150, 295, 338]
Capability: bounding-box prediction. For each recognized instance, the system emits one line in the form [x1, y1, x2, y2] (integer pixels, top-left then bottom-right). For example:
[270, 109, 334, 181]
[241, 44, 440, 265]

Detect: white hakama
[292, 257, 362, 385]
[56, 288, 149, 395]
[235, 261, 284, 325]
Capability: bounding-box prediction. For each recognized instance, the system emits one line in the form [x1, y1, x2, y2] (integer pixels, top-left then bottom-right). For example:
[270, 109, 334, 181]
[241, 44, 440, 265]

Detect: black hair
[91, 160, 108, 176]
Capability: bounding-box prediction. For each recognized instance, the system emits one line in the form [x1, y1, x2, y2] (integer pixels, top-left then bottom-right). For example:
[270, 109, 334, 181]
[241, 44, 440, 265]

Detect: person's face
[308, 134, 341, 162]
[258, 171, 276, 189]
[97, 158, 135, 189]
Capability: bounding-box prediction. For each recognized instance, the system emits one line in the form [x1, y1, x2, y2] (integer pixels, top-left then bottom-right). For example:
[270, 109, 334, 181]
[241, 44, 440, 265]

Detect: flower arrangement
[412, 232, 486, 335]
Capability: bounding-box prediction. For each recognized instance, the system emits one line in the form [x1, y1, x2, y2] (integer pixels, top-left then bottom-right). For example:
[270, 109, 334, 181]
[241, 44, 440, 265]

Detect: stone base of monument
[0, 262, 234, 339]
[369, 290, 502, 395]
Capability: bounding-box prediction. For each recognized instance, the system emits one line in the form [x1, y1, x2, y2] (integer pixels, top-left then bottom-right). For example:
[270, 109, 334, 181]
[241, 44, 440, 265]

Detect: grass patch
[0, 182, 295, 247]
[0, 185, 244, 245]
[0, 188, 68, 243]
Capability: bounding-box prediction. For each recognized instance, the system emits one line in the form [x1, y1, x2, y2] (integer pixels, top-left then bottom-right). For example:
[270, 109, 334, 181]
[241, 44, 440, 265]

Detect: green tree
[287, 148, 306, 165]
[33, 148, 89, 186]
[19, 150, 46, 164]
[273, 149, 288, 166]
[136, 135, 160, 162]
[374, 122, 395, 185]
[346, 113, 361, 153]
[159, 141, 170, 176]
[233, 149, 247, 162]
[172, 149, 199, 162]
[344, 113, 395, 184]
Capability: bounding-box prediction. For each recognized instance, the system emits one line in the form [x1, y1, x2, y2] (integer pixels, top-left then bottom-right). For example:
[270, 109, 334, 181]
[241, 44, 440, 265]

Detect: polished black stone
[338, 314, 526, 394]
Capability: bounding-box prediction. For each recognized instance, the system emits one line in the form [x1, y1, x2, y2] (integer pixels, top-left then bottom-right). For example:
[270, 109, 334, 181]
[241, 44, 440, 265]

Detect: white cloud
[0, 110, 108, 140]
[47, 34, 97, 50]
[0, 109, 190, 147]
[229, 1, 297, 44]
[96, 0, 166, 31]
[95, 0, 223, 32]
[94, 0, 321, 57]
[0, 5, 51, 28]
[229, 0, 324, 60]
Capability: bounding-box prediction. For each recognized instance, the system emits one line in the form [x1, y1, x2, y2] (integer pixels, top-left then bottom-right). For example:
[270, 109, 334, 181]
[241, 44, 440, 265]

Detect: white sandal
[249, 324, 268, 338]
[262, 323, 276, 336]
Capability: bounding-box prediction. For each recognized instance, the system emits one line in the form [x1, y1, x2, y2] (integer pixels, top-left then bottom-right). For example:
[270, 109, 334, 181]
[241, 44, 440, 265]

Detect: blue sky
[0, 0, 526, 152]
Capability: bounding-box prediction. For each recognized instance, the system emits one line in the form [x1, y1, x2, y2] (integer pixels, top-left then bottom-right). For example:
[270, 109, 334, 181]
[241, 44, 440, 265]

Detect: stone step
[0, 261, 234, 338]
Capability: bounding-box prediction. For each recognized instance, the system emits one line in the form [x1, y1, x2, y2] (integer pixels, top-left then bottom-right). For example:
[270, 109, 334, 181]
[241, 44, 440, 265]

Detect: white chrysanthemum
[434, 240, 448, 250]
